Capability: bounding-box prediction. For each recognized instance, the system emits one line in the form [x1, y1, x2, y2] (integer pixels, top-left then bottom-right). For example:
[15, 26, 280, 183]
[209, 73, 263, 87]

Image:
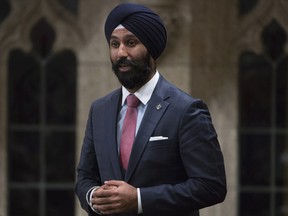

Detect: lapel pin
[156, 104, 162, 110]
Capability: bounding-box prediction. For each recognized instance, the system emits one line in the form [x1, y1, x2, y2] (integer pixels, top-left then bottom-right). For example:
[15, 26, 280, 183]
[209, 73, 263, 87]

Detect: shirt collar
[121, 71, 160, 105]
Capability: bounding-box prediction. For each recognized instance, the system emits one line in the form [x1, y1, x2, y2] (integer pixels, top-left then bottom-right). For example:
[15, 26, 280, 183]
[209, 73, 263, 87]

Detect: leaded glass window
[239, 19, 288, 216]
[8, 18, 76, 216]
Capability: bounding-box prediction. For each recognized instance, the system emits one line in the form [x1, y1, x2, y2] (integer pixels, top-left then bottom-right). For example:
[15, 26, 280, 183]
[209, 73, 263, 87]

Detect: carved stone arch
[238, 0, 274, 54]
[0, 0, 88, 53]
[240, 0, 273, 26]
[0, 0, 80, 55]
[275, 0, 288, 46]
[239, 0, 288, 54]
[45, 0, 85, 48]
[0, 1, 41, 53]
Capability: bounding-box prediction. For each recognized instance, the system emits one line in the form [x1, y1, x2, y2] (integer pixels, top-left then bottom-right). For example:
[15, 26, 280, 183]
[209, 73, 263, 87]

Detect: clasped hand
[91, 180, 138, 215]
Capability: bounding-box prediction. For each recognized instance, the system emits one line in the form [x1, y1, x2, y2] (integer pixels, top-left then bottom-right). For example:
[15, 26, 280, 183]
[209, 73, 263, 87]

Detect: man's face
[109, 27, 155, 91]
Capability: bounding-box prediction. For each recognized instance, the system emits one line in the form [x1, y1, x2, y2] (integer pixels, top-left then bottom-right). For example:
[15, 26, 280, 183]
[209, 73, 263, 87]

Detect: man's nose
[117, 44, 128, 58]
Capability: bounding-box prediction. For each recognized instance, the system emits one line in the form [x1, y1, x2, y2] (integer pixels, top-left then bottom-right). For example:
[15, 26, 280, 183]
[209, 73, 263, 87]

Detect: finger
[96, 203, 122, 215]
[94, 187, 117, 198]
[92, 204, 102, 214]
[104, 180, 123, 187]
[102, 184, 118, 190]
[93, 196, 111, 205]
[95, 201, 121, 213]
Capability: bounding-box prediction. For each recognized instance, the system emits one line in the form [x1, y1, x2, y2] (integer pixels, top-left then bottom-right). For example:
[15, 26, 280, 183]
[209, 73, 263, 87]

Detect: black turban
[104, 2, 167, 60]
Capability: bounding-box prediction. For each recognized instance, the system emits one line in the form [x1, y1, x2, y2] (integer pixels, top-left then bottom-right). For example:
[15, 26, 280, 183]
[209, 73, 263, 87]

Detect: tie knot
[126, 94, 140, 108]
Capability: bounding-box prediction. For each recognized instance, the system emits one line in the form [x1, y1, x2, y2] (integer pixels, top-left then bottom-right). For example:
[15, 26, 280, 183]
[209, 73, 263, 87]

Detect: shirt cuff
[137, 188, 143, 214]
[86, 186, 102, 215]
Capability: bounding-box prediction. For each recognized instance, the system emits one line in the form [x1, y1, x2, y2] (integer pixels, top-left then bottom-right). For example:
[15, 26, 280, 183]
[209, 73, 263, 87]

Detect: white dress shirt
[87, 71, 160, 214]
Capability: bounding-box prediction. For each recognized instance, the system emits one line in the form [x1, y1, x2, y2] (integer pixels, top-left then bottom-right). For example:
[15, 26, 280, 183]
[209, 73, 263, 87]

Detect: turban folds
[104, 3, 167, 60]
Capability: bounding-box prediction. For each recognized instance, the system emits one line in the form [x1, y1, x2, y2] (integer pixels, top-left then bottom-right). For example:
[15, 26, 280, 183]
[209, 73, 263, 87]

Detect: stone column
[190, 0, 238, 216]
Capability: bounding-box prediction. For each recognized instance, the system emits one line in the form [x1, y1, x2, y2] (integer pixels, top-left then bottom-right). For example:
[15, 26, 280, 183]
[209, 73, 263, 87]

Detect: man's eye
[127, 40, 136, 47]
[110, 41, 119, 48]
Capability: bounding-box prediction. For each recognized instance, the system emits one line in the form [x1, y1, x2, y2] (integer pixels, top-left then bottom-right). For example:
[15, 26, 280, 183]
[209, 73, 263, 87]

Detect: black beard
[112, 53, 152, 90]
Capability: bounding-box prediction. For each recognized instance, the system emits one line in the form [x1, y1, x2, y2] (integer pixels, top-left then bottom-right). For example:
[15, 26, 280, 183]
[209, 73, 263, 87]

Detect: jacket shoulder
[90, 88, 121, 108]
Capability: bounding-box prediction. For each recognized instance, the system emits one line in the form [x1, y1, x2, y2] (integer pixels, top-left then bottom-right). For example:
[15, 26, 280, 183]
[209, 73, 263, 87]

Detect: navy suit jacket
[75, 75, 226, 216]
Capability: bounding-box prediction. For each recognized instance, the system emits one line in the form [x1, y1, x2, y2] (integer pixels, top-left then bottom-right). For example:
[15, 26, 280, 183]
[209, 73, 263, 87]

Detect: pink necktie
[120, 94, 140, 170]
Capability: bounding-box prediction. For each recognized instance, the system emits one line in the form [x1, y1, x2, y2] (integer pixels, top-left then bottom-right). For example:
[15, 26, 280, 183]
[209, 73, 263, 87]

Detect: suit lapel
[125, 76, 171, 182]
[105, 89, 123, 180]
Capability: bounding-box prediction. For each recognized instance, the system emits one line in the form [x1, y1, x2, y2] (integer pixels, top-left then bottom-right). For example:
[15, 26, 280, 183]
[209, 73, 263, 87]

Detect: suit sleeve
[75, 105, 101, 215]
[140, 99, 227, 215]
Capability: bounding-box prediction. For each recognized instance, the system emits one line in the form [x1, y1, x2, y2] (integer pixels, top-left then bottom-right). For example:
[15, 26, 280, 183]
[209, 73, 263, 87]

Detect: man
[75, 2, 226, 216]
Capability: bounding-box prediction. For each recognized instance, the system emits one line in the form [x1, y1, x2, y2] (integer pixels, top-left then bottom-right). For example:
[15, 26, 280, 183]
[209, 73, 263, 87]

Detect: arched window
[8, 18, 77, 216]
[238, 19, 288, 215]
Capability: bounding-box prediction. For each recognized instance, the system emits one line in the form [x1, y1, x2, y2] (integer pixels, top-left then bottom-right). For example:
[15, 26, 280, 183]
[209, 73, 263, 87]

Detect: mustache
[112, 58, 138, 70]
